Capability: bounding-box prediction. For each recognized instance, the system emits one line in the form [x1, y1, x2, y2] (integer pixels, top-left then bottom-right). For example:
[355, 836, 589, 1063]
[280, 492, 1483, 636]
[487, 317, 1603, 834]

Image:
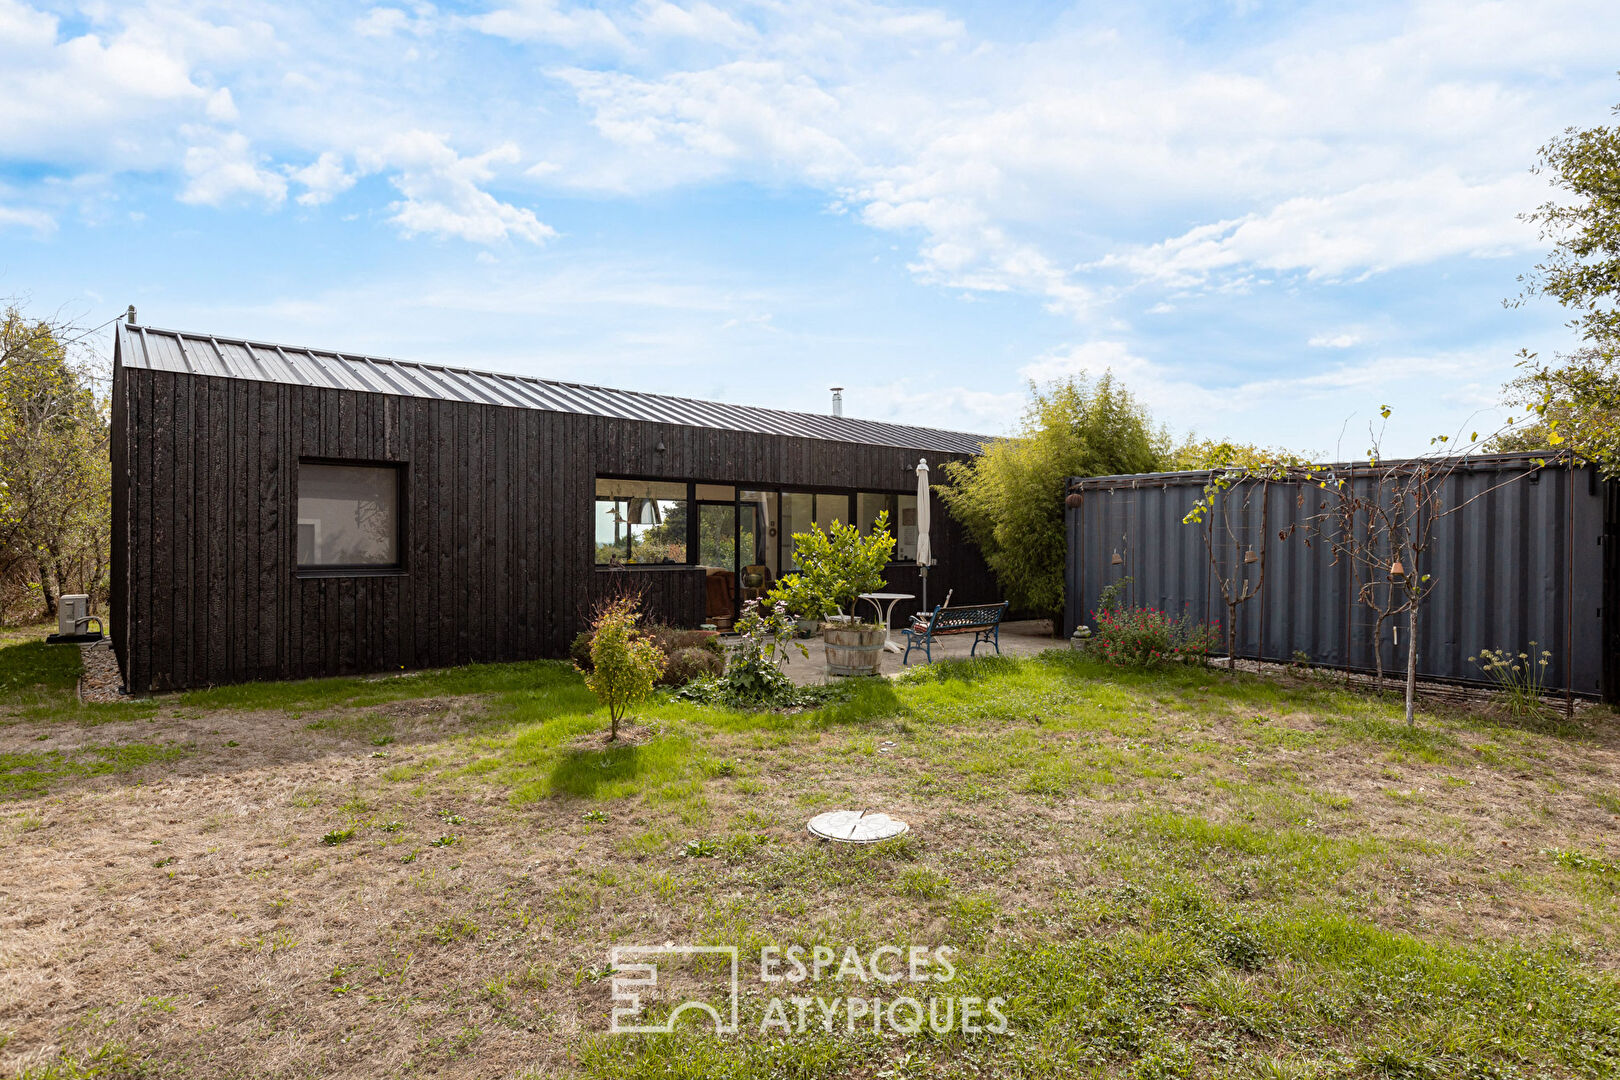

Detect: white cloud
[360, 131, 556, 244]
[467, 0, 631, 52]
[179, 129, 287, 207]
[355, 6, 407, 37]
[204, 87, 238, 123]
[0, 201, 55, 234]
[5, 0, 1620, 357]
[1009, 337, 1510, 456]
[1019, 341, 1154, 387]
[1309, 331, 1363, 349]
[289, 151, 356, 206]
[519, 0, 1616, 314]
[849, 380, 1025, 437]
[634, 1, 753, 46]
[0, 0, 264, 169]
[1104, 170, 1545, 288]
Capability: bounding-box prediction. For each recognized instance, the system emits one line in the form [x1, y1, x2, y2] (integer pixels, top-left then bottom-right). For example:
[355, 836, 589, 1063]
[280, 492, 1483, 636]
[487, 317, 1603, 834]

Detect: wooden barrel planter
[822, 622, 886, 676]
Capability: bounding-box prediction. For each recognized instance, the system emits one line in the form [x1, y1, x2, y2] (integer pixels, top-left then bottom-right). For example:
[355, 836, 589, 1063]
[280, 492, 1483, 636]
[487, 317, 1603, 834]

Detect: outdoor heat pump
[48, 594, 104, 644]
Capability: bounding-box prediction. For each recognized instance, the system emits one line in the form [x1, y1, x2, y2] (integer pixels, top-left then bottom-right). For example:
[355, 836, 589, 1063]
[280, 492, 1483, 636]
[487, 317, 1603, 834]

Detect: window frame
[294, 457, 409, 578]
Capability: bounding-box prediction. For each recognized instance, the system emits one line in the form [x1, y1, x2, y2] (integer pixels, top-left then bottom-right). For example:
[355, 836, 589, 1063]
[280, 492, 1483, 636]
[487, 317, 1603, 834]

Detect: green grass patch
[574, 891, 1620, 1079]
[0, 741, 188, 800]
[0, 639, 155, 724]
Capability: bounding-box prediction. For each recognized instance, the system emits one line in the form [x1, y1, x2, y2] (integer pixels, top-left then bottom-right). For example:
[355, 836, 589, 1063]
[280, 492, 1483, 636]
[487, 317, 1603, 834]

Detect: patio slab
[771, 618, 1062, 685]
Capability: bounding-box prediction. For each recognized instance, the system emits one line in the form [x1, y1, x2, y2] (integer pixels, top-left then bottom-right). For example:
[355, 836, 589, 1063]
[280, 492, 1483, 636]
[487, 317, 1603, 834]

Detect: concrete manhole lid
[807, 809, 909, 844]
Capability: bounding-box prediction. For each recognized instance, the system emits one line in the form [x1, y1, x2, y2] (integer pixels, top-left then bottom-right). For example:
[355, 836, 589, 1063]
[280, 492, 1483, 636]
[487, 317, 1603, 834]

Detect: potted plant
[768, 512, 896, 676]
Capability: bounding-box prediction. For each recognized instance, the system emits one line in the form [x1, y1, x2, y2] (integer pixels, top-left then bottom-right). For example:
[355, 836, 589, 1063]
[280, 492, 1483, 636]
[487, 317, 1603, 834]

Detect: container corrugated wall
[1065, 458, 1613, 699]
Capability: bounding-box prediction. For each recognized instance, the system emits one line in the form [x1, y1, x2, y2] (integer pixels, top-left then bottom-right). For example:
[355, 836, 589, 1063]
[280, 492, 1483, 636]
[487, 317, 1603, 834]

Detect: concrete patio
[772, 618, 1061, 685]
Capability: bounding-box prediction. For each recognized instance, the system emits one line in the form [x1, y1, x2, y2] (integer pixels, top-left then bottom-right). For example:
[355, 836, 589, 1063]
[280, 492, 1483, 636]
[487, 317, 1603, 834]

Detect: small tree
[1280, 414, 1543, 726]
[1184, 469, 1273, 670]
[768, 511, 895, 625]
[582, 596, 665, 740]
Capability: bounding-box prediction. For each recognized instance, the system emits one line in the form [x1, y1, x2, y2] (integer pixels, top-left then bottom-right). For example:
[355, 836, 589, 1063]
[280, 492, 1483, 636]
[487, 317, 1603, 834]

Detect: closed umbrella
[915, 458, 932, 611]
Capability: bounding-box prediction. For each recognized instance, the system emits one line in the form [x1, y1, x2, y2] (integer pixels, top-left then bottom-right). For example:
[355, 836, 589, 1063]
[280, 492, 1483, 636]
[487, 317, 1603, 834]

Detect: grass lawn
[0, 640, 1617, 1079]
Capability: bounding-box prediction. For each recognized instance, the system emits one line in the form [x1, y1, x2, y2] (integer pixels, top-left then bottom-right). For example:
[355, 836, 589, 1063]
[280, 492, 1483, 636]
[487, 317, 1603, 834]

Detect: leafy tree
[1496, 345, 1619, 462]
[937, 374, 1167, 628]
[0, 305, 110, 619]
[581, 596, 665, 740]
[1502, 92, 1620, 470]
[767, 511, 894, 623]
[1170, 437, 1308, 471]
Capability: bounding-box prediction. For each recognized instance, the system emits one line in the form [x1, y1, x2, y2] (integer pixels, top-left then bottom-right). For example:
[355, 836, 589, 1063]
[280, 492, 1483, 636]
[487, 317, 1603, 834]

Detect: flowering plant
[714, 599, 810, 704]
[1087, 603, 1218, 668]
[1469, 644, 1553, 722]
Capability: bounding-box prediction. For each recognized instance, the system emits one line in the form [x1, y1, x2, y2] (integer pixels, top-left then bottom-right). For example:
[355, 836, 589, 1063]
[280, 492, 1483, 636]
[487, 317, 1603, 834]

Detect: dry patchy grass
[0, 644, 1615, 1078]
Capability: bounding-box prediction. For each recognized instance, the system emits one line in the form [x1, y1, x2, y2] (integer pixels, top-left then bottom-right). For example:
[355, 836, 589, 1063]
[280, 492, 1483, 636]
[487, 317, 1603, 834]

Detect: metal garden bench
[901, 601, 1010, 665]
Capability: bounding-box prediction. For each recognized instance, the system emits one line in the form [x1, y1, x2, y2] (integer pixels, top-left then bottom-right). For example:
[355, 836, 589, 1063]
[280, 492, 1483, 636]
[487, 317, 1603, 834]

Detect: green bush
[569, 630, 595, 672]
[937, 374, 1167, 625]
[1089, 604, 1217, 668]
[663, 645, 724, 686]
[575, 624, 721, 686]
[768, 512, 895, 623]
[581, 596, 666, 739]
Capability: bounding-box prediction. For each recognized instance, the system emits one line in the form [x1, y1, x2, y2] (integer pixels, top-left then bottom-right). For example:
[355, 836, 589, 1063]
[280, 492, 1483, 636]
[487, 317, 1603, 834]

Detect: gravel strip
[78, 640, 124, 702]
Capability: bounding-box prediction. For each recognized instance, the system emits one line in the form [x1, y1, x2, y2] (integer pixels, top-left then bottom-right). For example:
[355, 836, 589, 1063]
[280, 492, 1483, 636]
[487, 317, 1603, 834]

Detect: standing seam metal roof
[116, 323, 987, 456]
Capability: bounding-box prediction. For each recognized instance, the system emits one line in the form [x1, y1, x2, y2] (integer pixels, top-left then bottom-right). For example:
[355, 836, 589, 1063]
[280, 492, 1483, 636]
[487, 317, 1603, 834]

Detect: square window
[297, 463, 402, 569]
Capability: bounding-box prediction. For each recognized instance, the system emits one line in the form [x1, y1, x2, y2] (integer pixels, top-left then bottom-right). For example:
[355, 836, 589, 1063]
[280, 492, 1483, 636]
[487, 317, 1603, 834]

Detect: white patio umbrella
[915, 458, 933, 611]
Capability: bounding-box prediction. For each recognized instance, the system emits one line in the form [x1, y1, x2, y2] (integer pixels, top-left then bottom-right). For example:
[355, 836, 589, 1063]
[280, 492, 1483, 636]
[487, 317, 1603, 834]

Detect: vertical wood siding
[113, 368, 998, 691]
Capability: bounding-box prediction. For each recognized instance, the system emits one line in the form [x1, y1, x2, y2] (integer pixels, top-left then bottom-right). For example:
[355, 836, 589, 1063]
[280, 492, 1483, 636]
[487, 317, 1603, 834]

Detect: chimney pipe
[830, 387, 843, 418]
[126, 305, 137, 325]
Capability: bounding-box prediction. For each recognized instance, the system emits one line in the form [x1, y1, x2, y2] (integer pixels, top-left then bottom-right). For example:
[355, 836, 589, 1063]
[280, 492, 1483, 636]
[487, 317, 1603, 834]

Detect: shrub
[767, 512, 895, 624]
[569, 630, 595, 672]
[715, 600, 801, 705]
[646, 625, 723, 661]
[676, 599, 821, 710]
[581, 596, 666, 739]
[1089, 604, 1217, 668]
[663, 645, 724, 686]
[575, 624, 721, 686]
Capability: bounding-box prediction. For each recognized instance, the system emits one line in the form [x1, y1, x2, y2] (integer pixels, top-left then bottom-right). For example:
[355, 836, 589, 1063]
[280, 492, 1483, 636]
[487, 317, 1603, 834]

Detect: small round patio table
[858, 592, 916, 654]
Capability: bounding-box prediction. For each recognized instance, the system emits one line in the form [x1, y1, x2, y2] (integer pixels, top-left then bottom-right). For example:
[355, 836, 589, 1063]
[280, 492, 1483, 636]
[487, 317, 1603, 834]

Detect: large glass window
[297, 463, 401, 569]
[781, 492, 815, 571]
[857, 492, 894, 536]
[781, 492, 855, 570]
[895, 494, 919, 561]
[591, 480, 920, 573]
[815, 493, 849, 529]
[595, 479, 689, 565]
[698, 504, 736, 569]
[857, 492, 919, 562]
[740, 490, 779, 586]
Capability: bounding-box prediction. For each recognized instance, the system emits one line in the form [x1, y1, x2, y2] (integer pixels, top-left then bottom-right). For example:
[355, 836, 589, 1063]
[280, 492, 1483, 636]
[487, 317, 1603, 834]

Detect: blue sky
[4, 0, 1618, 455]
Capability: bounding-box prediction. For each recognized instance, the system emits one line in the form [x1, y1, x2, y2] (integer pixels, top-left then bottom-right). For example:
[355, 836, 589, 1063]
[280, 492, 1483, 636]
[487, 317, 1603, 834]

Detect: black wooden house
[110, 322, 999, 692]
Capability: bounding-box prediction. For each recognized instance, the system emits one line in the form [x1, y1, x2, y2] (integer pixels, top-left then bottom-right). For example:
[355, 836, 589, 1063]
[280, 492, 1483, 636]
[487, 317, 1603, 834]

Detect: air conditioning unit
[49, 594, 103, 643]
[58, 595, 89, 637]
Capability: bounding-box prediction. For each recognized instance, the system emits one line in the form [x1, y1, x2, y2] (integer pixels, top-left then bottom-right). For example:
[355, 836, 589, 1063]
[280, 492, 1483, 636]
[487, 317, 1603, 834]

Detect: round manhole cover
[807, 809, 909, 844]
